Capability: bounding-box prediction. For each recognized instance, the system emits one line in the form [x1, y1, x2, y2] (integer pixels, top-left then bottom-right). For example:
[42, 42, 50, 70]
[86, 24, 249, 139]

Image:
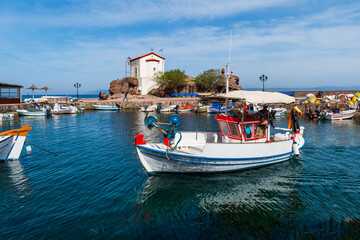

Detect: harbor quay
[0, 90, 359, 119]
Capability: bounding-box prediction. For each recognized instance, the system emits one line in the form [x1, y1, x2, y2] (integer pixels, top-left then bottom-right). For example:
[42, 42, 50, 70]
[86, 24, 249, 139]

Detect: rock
[109, 77, 138, 97]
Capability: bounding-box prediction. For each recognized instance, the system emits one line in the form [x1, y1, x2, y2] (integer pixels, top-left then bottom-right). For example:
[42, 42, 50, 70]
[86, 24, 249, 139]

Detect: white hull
[159, 105, 178, 112]
[16, 110, 48, 116]
[272, 108, 287, 117]
[136, 131, 305, 174]
[140, 105, 158, 112]
[0, 126, 32, 160]
[325, 110, 356, 120]
[92, 105, 120, 110]
[52, 103, 79, 114]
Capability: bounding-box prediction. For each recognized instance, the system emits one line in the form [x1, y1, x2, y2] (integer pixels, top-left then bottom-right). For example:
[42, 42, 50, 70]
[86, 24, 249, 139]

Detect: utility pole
[259, 74, 268, 91]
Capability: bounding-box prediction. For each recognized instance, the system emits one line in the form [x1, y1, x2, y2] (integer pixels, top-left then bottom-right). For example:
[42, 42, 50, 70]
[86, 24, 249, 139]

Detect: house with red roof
[130, 52, 165, 95]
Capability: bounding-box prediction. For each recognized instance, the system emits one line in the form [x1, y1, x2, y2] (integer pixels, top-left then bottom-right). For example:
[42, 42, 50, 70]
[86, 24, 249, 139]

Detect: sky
[1, 0, 360, 94]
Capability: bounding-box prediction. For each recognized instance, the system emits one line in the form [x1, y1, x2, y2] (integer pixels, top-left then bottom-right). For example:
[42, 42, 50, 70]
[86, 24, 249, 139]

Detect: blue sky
[1, 0, 360, 94]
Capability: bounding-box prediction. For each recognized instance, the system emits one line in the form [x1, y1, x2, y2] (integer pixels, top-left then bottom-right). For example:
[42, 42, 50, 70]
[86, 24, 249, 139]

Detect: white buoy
[292, 142, 299, 156]
[26, 145, 32, 153]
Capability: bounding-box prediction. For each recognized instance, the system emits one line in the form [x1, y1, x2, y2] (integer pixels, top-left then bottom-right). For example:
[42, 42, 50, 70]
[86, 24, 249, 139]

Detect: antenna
[225, 30, 232, 115]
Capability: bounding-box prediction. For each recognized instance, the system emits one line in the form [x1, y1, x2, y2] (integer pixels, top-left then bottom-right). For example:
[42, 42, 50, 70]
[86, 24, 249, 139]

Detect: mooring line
[25, 141, 58, 156]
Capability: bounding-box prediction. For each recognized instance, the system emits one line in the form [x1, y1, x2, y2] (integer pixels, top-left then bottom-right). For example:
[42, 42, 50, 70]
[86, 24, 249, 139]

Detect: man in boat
[255, 106, 269, 138]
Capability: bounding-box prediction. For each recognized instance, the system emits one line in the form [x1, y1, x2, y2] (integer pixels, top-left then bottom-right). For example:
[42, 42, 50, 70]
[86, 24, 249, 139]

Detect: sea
[22, 94, 99, 100]
[1, 111, 360, 239]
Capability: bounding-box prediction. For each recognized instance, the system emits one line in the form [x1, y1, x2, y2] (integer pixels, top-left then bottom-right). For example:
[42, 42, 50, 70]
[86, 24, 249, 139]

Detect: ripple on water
[1, 113, 360, 239]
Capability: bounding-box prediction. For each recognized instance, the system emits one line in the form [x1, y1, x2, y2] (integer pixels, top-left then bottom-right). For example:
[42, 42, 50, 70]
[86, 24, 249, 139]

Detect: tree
[155, 69, 187, 93]
[194, 69, 222, 92]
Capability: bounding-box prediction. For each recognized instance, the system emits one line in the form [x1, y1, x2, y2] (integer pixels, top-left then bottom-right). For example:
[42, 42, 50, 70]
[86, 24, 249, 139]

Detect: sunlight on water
[1, 111, 360, 239]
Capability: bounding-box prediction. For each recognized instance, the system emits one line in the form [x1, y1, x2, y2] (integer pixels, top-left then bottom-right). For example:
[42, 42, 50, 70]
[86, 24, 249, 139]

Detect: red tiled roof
[130, 52, 165, 62]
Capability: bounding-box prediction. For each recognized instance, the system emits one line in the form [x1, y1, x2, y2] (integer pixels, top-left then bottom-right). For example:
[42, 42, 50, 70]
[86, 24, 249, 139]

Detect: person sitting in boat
[255, 106, 270, 138]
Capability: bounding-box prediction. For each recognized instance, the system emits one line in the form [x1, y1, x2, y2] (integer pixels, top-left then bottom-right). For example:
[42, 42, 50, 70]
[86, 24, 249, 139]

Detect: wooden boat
[16, 103, 52, 116]
[194, 106, 208, 113]
[325, 109, 356, 120]
[207, 105, 234, 113]
[92, 104, 121, 111]
[135, 90, 305, 174]
[140, 105, 157, 112]
[177, 105, 194, 112]
[52, 103, 80, 114]
[159, 105, 178, 112]
[0, 125, 32, 160]
[271, 107, 287, 117]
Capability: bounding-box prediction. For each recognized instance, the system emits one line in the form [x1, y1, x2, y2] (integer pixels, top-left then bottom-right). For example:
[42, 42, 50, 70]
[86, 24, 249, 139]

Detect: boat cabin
[215, 115, 269, 142]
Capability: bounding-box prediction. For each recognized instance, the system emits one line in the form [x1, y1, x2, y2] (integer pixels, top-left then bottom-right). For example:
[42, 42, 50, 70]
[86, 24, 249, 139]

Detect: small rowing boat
[92, 104, 121, 111]
[0, 125, 32, 160]
[325, 109, 356, 120]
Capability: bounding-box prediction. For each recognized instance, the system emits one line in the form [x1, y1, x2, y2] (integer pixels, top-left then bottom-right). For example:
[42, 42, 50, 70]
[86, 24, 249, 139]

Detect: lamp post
[125, 57, 131, 78]
[74, 83, 81, 98]
[259, 74, 268, 92]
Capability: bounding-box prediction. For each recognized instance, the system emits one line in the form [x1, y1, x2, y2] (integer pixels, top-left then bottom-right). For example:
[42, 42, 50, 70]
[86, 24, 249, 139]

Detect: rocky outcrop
[109, 77, 138, 99]
[216, 75, 242, 92]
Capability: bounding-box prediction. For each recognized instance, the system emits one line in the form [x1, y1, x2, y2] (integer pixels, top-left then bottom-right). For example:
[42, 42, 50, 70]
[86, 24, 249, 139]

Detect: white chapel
[129, 52, 165, 95]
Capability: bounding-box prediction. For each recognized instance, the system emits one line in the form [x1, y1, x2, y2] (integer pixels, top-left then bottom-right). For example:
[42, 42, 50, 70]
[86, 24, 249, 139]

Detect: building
[0, 83, 22, 104]
[130, 52, 165, 95]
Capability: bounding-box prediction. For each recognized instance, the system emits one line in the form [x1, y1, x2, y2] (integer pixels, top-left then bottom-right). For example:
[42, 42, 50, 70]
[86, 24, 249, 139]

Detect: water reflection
[0, 160, 31, 198]
[130, 160, 303, 237]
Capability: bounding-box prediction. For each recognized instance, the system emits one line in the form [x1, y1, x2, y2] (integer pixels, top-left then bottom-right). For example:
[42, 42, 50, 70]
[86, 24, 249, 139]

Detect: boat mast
[225, 30, 232, 115]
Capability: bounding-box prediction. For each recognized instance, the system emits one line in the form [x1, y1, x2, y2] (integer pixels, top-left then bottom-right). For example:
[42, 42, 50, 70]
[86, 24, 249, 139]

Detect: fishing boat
[159, 105, 178, 112]
[194, 105, 209, 113]
[52, 103, 80, 114]
[135, 90, 305, 174]
[324, 109, 356, 120]
[92, 104, 121, 111]
[16, 103, 52, 116]
[271, 107, 287, 117]
[0, 125, 32, 160]
[207, 102, 234, 113]
[177, 105, 194, 112]
[140, 105, 158, 112]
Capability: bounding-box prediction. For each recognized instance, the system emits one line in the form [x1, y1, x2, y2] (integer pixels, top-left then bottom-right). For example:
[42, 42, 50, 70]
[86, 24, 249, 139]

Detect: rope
[25, 141, 58, 156]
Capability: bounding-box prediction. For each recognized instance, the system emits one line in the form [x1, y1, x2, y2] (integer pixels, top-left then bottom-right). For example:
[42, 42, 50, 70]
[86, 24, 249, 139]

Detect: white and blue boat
[135, 90, 305, 174]
[207, 102, 234, 113]
[92, 104, 121, 111]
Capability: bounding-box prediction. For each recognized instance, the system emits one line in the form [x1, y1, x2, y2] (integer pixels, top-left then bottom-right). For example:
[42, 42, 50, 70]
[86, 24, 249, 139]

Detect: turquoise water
[1, 111, 360, 239]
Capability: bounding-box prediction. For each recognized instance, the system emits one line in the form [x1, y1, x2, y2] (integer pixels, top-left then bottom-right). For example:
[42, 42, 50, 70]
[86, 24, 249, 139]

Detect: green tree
[155, 69, 187, 93]
[194, 69, 222, 92]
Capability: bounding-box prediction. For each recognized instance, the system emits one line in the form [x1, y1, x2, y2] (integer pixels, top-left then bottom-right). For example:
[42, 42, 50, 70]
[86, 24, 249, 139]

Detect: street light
[74, 82, 81, 98]
[125, 57, 131, 78]
[259, 74, 268, 92]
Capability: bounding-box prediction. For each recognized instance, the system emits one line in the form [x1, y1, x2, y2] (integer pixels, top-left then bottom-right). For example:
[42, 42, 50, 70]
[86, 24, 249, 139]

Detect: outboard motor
[144, 105, 148, 111]
[46, 108, 52, 117]
[318, 110, 328, 120]
[174, 105, 179, 113]
[156, 104, 162, 113]
[116, 103, 121, 111]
